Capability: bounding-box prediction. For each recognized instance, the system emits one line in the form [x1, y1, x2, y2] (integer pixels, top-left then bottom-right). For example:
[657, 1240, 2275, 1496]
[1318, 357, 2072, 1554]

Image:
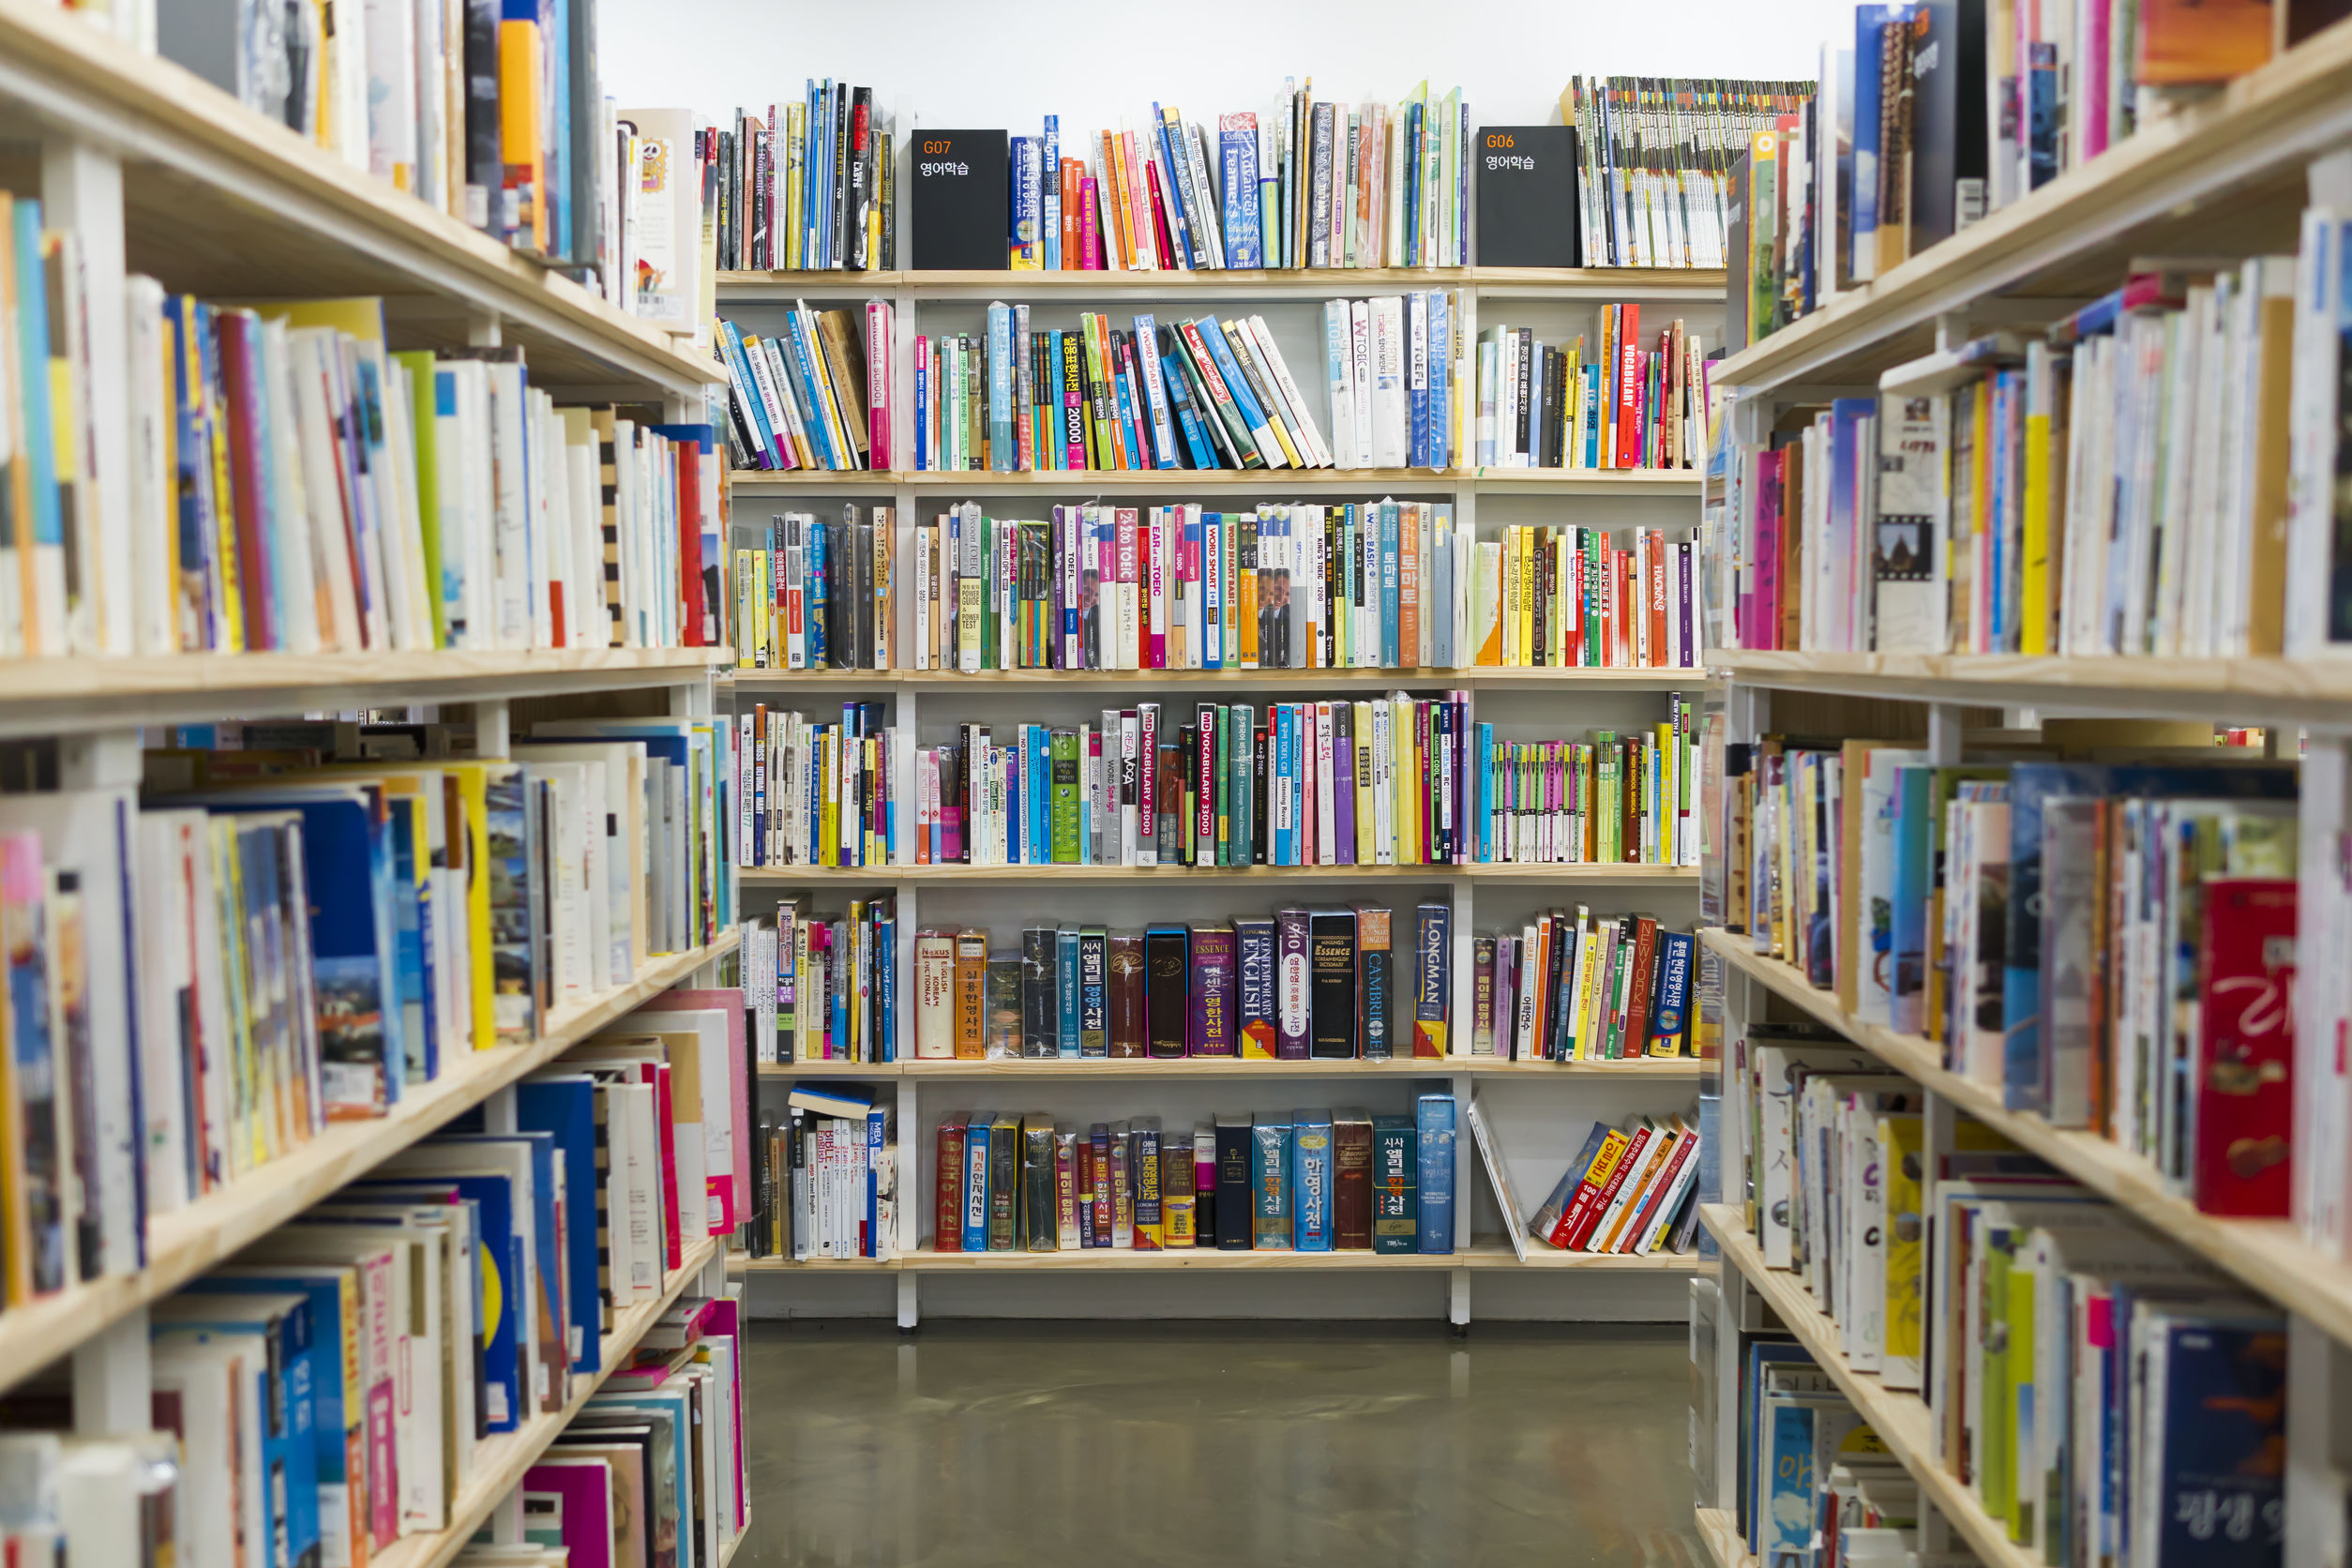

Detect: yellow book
[1474, 542, 1502, 665]
[819, 730, 839, 866]
[2020, 342, 2058, 655]
[1395, 700, 1419, 866]
[497, 18, 548, 253]
[1576, 914, 1606, 1060]
[1498, 528, 1517, 665]
[1516, 527, 1536, 666]
[1352, 700, 1377, 865]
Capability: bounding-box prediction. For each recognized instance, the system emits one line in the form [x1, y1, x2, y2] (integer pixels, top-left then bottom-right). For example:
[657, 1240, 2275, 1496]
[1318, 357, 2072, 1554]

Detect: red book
[215, 312, 279, 651]
[1647, 534, 1669, 665]
[647, 1062, 682, 1270]
[1145, 158, 1179, 269]
[2194, 879, 2297, 1216]
[933, 1118, 966, 1251]
[1541, 1123, 1624, 1247]
[673, 433, 707, 646]
[1618, 1122, 1697, 1251]
[1621, 917, 1660, 1058]
[1566, 1122, 1652, 1250]
[1613, 302, 1642, 467]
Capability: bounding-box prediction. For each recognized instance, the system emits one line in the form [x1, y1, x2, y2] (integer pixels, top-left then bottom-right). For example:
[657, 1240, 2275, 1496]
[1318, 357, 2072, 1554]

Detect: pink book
[1119, 129, 1152, 268]
[1145, 158, 1179, 270]
[1078, 175, 1104, 269]
[1146, 508, 1168, 669]
[648, 1061, 682, 1271]
[521, 1462, 614, 1568]
[647, 988, 752, 1228]
[1114, 509, 1139, 667]
[865, 302, 892, 472]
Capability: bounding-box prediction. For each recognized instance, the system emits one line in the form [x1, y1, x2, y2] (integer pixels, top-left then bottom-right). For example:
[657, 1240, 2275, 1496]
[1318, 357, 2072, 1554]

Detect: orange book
[1398, 502, 1420, 668]
[1647, 532, 1668, 668]
[1096, 131, 1130, 269]
[953, 930, 988, 1057]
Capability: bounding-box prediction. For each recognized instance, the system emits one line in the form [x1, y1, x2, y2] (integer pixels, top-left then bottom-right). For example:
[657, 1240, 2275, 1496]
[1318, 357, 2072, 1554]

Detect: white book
[1121, 712, 1141, 864]
[1369, 699, 1395, 864]
[1313, 701, 1336, 863]
[1349, 300, 1375, 468]
[1324, 301, 1358, 471]
[1247, 314, 1332, 468]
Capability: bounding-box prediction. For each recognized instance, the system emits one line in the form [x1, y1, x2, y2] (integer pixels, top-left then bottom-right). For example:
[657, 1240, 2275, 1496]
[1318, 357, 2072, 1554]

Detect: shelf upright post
[468, 309, 503, 348]
[1451, 1066, 1473, 1330]
[72, 1310, 149, 1437]
[1447, 871, 1475, 1063]
[43, 136, 131, 655]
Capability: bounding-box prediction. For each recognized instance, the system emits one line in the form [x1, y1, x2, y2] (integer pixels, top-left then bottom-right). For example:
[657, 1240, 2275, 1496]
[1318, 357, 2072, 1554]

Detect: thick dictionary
[1077, 927, 1108, 1057]
[1414, 1089, 1456, 1254]
[1307, 909, 1358, 1059]
[914, 931, 955, 1059]
[1292, 1110, 1334, 1252]
[1333, 1108, 1374, 1249]
[987, 1112, 1019, 1250]
[1131, 1117, 1164, 1250]
[961, 1111, 992, 1253]
[1414, 903, 1451, 1058]
[1143, 926, 1189, 1059]
[952, 931, 987, 1058]
[1213, 1113, 1253, 1250]
[1020, 1115, 1057, 1252]
[1372, 1115, 1416, 1254]
[1108, 934, 1146, 1057]
[1235, 918, 1278, 1059]
[1355, 905, 1393, 1060]
[1055, 927, 1081, 1056]
[1250, 1114, 1293, 1250]
[1274, 908, 1312, 1059]
[1161, 1128, 1197, 1245]
[932, 1116, 966, 1252]
[1018, 928, 1056, 1058]
[1187, 923, 1237, 1056]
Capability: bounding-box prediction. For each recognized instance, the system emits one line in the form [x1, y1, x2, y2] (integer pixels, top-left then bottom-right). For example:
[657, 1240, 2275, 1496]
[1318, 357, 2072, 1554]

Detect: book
[1371, 1115, 1416, 1254]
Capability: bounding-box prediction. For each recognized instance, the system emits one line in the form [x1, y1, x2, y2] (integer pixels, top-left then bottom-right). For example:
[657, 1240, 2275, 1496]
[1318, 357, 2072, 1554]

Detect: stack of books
[1010, 82, 1470, 272]
[758, 899, 899, 1065]
[1525, 1113, 1703, 1252]
[755, 1080, 897, 1258]
[919, 1097, 1458, 1254]
[709, 83, 896, 271]
[29, 280, 717, 659]
[1560, 76, 1813, 268]
[898, 502, 1700, 673]
[715, 300, 894, 473]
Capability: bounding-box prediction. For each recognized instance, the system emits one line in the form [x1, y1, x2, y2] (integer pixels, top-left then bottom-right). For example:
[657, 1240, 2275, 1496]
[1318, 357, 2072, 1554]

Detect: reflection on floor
[732, 1319, 1701, 1568]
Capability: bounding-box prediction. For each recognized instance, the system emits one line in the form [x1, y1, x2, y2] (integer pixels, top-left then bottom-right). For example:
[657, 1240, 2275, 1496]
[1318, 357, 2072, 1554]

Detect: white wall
[599, 0, 1855, 131]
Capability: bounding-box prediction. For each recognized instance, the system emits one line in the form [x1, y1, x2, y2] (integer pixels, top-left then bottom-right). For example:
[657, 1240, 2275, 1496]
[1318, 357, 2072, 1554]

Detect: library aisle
[730, 1321, 1697, 1566]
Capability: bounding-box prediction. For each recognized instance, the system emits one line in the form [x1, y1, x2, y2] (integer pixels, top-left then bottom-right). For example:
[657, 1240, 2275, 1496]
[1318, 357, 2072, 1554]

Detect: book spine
[933, 1120, 964, 1251]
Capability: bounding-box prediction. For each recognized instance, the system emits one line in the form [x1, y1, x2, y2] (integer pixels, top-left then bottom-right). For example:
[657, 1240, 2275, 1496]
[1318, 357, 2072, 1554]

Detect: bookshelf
[739, 864, 1696, 885]
[370, 1233, 724, 1568]
[1714, 648, 2352, 727]
[1694, 1507, 1750, 1568]
[717, 265, 1727, 304]
[727, 468, 1701, 496]
[758, 1057, 1700, 1078]
[723, 666, 1707, 692]
[737, 1240, 1698, 1273]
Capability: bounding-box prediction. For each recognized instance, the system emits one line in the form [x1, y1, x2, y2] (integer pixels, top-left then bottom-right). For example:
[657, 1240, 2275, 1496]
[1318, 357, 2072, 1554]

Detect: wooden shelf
[1712, 648, 2352, 725]
[720, 665, 1700, 693]
[371, 1233, 722, 1568]
[1702, 927, 2352, 1349]
[0, 0, 716, 398]
[716, 266, 1726, 303]
[727, 467, 1699, 497]
[739, 862, 1696, 886]
[1695, 1507, 1752, 1568]
[1708, 20, 2352, 395]
[736, 1239, 1701, 1273]
[0, 645, 732, 739]
[0, 931, 738, 1401]
[755, 1055, 1701, 1079]
[1702, 1206, 2037, 1568]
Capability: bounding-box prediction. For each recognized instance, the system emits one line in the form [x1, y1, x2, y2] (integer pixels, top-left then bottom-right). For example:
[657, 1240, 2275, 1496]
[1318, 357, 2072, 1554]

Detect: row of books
[1475, 309, 1708, 471]
[714, 300, 892, 474]
[1743, 0, 2275, 348]
[165, 0, 607, 269]
[730, 503, 1697, 673]
[12, 260, 717, 659]
[711, 83, 896, 272]
[1507, 1111, 1702, 1254]
[490, 1291, 751, 1568]
[733, 694, 1694, 870]
[1731, 1364, 1922, 1568]
[0, 716, 736, 1306]
[1560, 78, 1815, 269]
[1731, 1043, 2284, 1568]
[1722, 252, 2314, 660]
[912, 303, 1417, 475]
[3, 990, 745, 1567]
[754, 1082, 897, 1259]
[1726, 735, 2297, 1216]
[928, 1097, 1458, 1255]
[1478, 913, 1697, 1063]
[999, 83, 1470, 273]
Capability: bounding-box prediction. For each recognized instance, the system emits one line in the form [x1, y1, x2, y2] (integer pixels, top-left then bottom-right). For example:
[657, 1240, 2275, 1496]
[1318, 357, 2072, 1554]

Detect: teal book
[1414, 1087, 1456, 1254]
[1292, 1109, 1334, 1251]
[1251, 1113, 1294, 1249]
[1229, 704, 1255, 867]
[1048, 728, 1081, 862]
[1372, 1114, 1417, 1254]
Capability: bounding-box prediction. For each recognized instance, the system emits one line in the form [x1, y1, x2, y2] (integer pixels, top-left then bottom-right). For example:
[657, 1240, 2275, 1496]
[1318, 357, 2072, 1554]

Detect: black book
[831, 82, 853, 264]
[850, 85, 875, 269]
[1252, 726, 1270, 867]
[1307, 909, 1359, 1059]
[1175, 725, 1197, 866]
[1474, 125, 1580, 267]
[1355, 906, 1392, 1059]
[1020, 927, 1056, 1057]
[1143, 926, 1189, 1059]
[1515, 328, 1534, 462]
[1543, 913, 1577, 1060]
[462, 0, 502, 227]
[1908, 0, 1988, 256]
[988, 1117, 1018, 1249]
[1213, 1114, 1253, 1249]
[911, 129, 1011, 270]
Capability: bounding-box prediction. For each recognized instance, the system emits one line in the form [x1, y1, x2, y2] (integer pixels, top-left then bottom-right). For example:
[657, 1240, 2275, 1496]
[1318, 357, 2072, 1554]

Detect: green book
[1048, 728, 1081, 864]
[1214, 703, 1231, 865]
[979, 514, 998, 671]
[1229, 704, 1255, 867]
[1372, 1114, 1416, 1254]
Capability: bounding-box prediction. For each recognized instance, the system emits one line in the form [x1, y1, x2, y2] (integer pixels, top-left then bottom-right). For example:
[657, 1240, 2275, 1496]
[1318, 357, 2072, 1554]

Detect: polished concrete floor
[732, 1320, 1703, 1567]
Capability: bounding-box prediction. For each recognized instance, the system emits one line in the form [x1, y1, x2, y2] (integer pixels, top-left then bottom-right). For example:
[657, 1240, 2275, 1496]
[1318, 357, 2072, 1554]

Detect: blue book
[1193, 316, 1276, 458]
[1887, 766, 1935, 1034]
[1030, 726, 1051, 863]
[1009, 136, 1037, 265]
[1159, 341, 1218, 469]
[1291, 1109, 1334, 1250]
[874, 906, 897, 1058]
[1250, 1114, 1293, 1249]
[1413, 1087, 1455, 1253]
[587, 1382, 700, 1568]
[445, 1131, 565, 1396]
[181, 1270, 355, 1535]
[151, 1295, 323, 1568]
[1585, 365, 1603, 466]
[1149, 106, 1199, 269]
[1760, 1398, 1819, 1559]
[866, 1107, 888, 1257]
[1650, 931, 1696, 1055]
[988, 304, 1017, 472]
[962, 1110, 992, 1251]
[1408, 293, 1430, 466]
[1042, 115, 1062, 269]
[2148, 1310, 2287, 1568]
[1476, 723, 1496, 862]
[515, 1075, 602, 1371]
[1427, 291, 1451, 467]
[1380, 502, 1401, 668]
[781, 313, 842, 470]
[1741, 1342, 1818, 1551]
[1055, 927, 1081, 1056]
[1220, 118, 1261, 268]
[14, 203, 59, 579]
[1130, 314, 1181, 468]
[366, 1165, 520, 1428]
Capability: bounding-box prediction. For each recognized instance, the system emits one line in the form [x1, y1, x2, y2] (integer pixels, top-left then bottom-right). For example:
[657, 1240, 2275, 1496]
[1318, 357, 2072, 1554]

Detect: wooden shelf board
[1703, 1206, 2039, 1568]
[0, 0, 715, 397]
[1694, 1507, 1753, 1568]
[716, 266, 1726, 302]
[372, 1233, 721, 1568]
[0, 933, 737, 1400]
[737, 863, 1697, 885]
[726, 468, 1696, 496]
[0, 645, 731, 738]
[755, 1055, 1700, 1079]
[1701, 928, 2352, 1348]
[1709, 21, 2352, 395]
[718, 665, 1699, 692]
[736, 1239, 1700, 1272]
[1713, 648, 2352, 724]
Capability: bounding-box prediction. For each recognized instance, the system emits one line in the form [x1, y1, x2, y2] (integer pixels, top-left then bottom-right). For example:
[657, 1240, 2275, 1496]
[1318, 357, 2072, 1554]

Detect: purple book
[1236, 918, 1276, 1058]
[1049, 508, 1066, 671]
[1333, 704, 1356, 865]
[1188, 923, 1237, 1055]
[1195, 701, 1218, 862]
[1274, 907, 1312, 1059]
[521, 1460, 615, 1568]
[1496, 937, 1519, 1060]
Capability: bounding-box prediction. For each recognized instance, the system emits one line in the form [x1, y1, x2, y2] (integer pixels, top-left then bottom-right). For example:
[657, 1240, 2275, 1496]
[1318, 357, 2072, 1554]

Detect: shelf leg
[896, 1077, 919, 1259]
[467, 309, 503, 349]
[2287, 1314, 2352, 1568]
[1448, 1267, 1470, 1335]
[482, 1085, 519, 1135]
[897, 1272, 919, 1334]
[1710, 1258, 1741, 1511]
[483, 1487, 524, 1545]
[1926, 702, 1966, 767]
[72, 1306, 149, 1435]
[475, 698, 511, 761]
